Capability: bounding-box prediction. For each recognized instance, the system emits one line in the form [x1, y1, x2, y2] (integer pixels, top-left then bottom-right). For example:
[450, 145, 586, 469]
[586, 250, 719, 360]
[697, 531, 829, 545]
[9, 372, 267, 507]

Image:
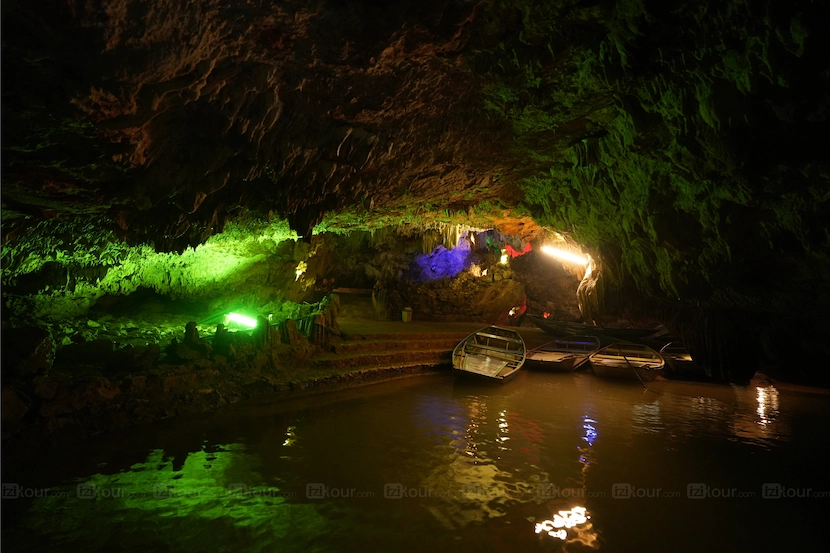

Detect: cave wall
[0, 217, 317, 346]
[3, 0, 830, 382]
[2, 0, 512, 247]
[475, 0, 830, 382]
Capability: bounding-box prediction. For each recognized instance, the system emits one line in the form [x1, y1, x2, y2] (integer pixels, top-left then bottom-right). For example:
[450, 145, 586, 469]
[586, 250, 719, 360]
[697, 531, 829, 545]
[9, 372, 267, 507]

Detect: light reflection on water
[3, 371, 826, 552]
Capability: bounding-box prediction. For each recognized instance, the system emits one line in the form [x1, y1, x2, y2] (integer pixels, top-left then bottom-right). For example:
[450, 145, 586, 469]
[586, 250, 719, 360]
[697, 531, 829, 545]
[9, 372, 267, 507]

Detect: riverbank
[1, 316, 493, 455]
[6, 313, 827, 460]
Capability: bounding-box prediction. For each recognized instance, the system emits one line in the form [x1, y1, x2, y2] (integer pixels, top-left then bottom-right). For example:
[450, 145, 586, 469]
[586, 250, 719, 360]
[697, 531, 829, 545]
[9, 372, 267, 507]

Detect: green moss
[19, 446, 329, 552]
[1, 217, 302, 322]
[462, 0, 830, 307]
[312, 200, 524, 235]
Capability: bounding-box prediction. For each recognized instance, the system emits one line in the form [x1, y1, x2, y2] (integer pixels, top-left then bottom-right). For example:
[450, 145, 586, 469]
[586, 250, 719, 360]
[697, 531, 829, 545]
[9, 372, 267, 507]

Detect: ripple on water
[3, 372, 824, 553]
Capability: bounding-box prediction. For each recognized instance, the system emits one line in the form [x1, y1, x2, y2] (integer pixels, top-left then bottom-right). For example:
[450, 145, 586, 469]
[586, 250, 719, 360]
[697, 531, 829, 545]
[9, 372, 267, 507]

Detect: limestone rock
[475, 279, 526, 324]
[253, 316, 281, 350]
[33, 377, 59, 400]
[2, 326, 56, 377]
[2, 388, 32, 435]
[57, 339, 114, 364]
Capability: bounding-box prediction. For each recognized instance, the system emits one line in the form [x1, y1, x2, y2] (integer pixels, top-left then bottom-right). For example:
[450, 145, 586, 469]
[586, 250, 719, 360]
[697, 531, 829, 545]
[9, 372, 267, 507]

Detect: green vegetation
[313, 199, 519, 236]
[1, 217, 301, 323]
[469, 0, 830, 304]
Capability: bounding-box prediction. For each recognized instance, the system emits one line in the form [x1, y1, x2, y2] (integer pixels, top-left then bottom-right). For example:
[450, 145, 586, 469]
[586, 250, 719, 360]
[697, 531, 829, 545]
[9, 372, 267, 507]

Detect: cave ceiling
[2, 0, 830, 310]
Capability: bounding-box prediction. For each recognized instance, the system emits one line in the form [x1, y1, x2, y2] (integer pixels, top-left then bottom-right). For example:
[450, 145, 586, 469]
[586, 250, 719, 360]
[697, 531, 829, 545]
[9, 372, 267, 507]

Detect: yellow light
[535, 507, 588, 540]
[283, 425, 297, 446]
[226, 312, 258, 328]
[541, 245, 589, 266]
[756, 386, 779, 427]
[500, 249, 509, 265]
[295, 261, 307, 281]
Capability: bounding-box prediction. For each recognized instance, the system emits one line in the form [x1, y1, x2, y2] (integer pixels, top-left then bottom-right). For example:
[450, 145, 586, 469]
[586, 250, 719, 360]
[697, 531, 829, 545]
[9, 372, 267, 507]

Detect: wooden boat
[528, 315, 668, 345]
[659, 341, 703, 379]
[526, 335, 601, 372]
[452, 326, 526, 380]
[589, 343, 665, 382]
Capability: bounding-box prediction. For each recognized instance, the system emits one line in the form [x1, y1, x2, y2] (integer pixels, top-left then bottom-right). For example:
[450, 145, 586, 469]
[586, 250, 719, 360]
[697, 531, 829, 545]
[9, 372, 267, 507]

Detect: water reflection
[535, 506, 590, 539]
[417, 380, 602, 547]
[631, 402, 663, 434]
[582, 417, 598, 447]
[578, 415, 597, 475]
[6, 372, 821, 553]
[414, 394, 467, 445]
[283, 425, 298, 447]
[756, 386, 780, 426]
[730, 385, 790, 447]
[534, 504, 600, 549]
[11, 445, 327, 553]
[419, 390, 554, 528]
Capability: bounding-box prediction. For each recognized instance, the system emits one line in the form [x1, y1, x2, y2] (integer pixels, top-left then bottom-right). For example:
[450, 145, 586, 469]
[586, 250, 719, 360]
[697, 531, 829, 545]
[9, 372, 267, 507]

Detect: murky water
[3, 371, 829, 552]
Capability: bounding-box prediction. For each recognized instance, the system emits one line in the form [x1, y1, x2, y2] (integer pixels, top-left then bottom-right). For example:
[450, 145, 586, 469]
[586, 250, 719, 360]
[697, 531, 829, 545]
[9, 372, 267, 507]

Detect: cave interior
[3, 0, 830, 442]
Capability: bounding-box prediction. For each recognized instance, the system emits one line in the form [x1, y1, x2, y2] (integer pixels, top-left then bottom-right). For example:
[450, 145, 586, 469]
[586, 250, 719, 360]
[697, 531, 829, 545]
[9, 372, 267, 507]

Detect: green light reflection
[18, 445, 330, 553]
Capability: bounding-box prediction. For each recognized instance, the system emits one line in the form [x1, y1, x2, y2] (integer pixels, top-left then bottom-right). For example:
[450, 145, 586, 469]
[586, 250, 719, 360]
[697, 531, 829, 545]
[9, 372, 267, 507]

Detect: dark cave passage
[2, 0, 830, 549]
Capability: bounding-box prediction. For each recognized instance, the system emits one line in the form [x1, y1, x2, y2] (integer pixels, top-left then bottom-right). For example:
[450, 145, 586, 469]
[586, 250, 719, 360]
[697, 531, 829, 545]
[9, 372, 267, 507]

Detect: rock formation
[3, 0, 830, 382]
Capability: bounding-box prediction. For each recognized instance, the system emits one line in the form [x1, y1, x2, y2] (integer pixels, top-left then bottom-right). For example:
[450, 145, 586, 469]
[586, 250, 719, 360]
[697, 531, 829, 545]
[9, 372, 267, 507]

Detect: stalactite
[576, 257, 600, 324]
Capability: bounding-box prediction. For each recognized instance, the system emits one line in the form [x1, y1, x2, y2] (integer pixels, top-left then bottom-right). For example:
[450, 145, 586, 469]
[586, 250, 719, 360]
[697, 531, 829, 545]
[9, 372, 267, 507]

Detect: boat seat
[465, 344, 523, 361]
[474, 332, 523, 344]
[462, 354, 508, 377]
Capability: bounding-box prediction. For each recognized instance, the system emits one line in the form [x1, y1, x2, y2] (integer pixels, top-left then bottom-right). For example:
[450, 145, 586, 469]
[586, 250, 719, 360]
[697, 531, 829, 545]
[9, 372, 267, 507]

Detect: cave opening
[1, 217, 595, 349]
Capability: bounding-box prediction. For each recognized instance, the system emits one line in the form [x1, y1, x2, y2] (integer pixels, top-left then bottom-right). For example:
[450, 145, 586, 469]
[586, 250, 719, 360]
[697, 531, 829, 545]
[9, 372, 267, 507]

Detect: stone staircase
[308, 331, 471, 376]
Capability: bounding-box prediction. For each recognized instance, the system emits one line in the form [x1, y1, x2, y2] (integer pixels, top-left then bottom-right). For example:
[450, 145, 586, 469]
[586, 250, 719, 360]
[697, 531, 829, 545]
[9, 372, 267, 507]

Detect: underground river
[3, 370, 828, 552]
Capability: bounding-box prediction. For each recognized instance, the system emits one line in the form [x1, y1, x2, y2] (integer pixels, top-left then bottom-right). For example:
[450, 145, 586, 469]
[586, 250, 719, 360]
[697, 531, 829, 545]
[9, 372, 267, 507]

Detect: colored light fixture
[541, 245, 589, 266]
[225, 312, 258, 329]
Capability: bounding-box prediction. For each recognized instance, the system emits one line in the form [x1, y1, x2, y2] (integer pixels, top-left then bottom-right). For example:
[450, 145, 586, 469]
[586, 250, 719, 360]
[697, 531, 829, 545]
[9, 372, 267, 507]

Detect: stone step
[288, 362, 448, 391]
[328, 337, 462, 355]
[311, 348, 452, 371]
[340, 331, 472, 342]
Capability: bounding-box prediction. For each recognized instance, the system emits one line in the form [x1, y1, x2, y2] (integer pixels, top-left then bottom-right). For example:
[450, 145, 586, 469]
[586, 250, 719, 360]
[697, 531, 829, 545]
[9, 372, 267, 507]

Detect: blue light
[404, 235, 476, 283]
[582, 416, 597, 446]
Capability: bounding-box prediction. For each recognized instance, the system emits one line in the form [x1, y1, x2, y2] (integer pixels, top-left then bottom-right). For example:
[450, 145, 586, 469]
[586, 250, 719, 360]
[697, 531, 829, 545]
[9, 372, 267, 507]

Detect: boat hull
[590, 361, 662, 382]
[588, 343, 665, 382]
[528, 315, 667, 345]
[452, 326, 526, 381]
[526, 353, 589, 372]
[525, 335, 599, 372]
[659, 343, 704, 380]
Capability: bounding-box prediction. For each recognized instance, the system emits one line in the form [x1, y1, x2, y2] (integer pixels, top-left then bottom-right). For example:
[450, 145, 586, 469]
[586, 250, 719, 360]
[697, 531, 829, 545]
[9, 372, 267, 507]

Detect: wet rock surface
[0, 295, 412, 450]
[2, 327, 56, 378]
[2, 1, 830, 390]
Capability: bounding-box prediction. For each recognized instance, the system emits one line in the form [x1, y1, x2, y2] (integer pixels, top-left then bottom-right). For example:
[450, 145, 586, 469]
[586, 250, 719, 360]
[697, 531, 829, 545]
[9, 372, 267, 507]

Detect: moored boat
[589, 343, 665, 382]
[660, 341, 703, 379]
[452, 326, 526, 380]
[528, 315, 668, 345]
[526, 335, 601, 372]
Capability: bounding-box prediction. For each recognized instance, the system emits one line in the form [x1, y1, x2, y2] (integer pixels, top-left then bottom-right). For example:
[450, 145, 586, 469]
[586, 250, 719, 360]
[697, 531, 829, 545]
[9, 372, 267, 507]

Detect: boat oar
[618, 344, 661, 395]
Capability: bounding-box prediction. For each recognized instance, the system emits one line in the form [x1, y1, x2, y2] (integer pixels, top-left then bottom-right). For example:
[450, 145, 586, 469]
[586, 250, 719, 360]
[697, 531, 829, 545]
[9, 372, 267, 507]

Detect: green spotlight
[225, 312, 258, 329]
